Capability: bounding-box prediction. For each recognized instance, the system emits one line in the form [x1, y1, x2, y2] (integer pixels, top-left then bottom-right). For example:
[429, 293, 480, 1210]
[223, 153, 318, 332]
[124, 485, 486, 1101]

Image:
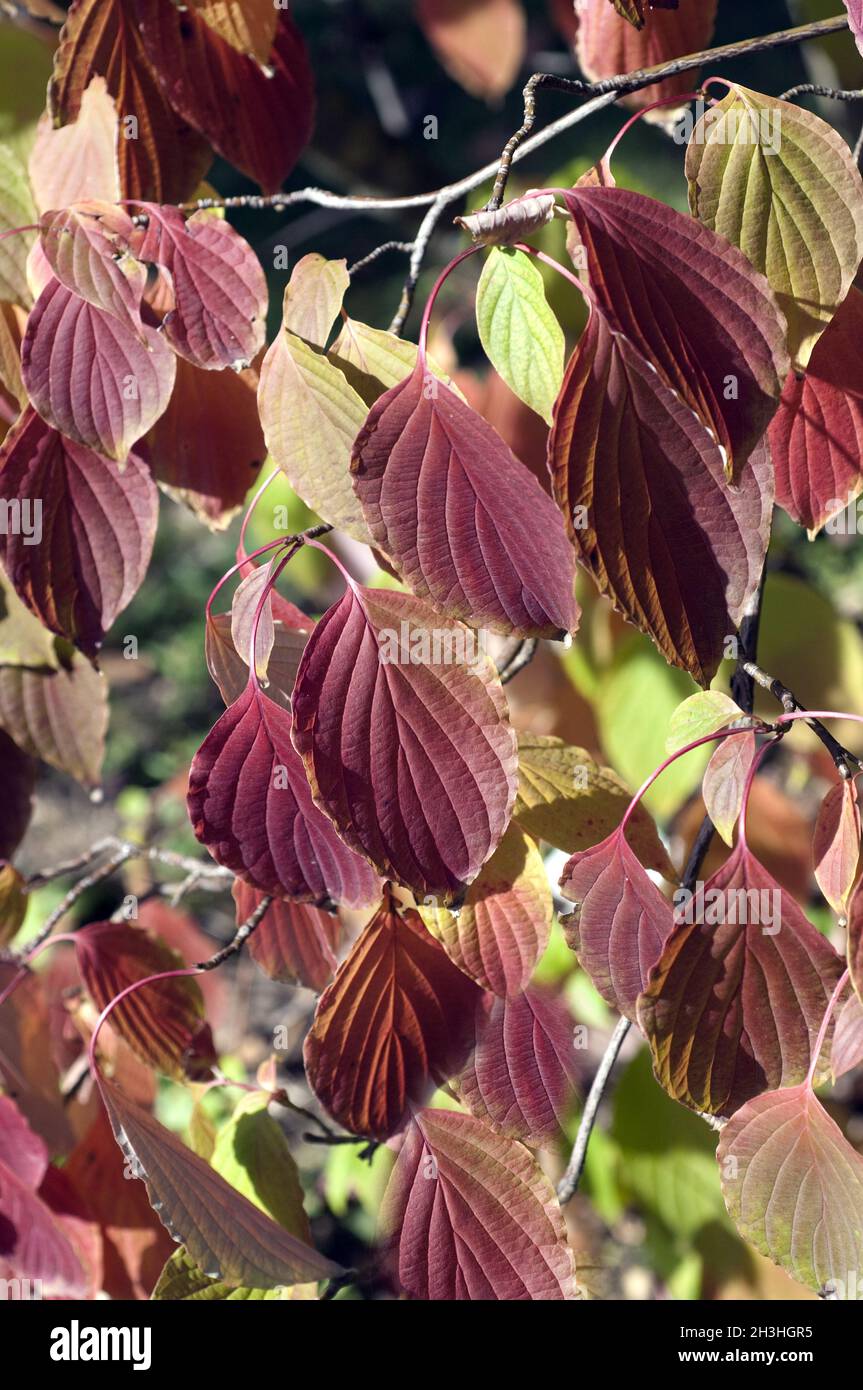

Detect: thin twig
[557, 1015, 631, 1205]
[779, 84, 863, 102]
[498, 638, 539, 685]
[195, 895, 273, 972]
[348, 241, 415, 276]
[741, 662, 861, 777]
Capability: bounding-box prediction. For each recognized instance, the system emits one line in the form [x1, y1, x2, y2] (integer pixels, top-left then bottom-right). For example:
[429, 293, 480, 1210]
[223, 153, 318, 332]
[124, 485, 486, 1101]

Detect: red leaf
[379, 1107, 576, 1300]
[702, 731, 757, 847]
[352, 361, 578, 639]
[98, 1074, 342, 1288]
[578, 0, 717, 107]
[39, 201, 147, 331]
[0, 408, 157, 659]
[560, 825, 673, 1020]
[456, 988, 580, 1147]
[136, 205, 268, 371]
[562, 185, 789, 478]
[290, 583, 518, 901]
[75, 919, 217, 1080]
[0, 1095, 86, 1298]
[637, 843, 845, 1115]
[187, 679, 381, 908]
[146, 356, 265, 529]
[847, 883, 863, 1003]
[234, 880, 340, 993]
[50, 0, 213, 204]
[813, 777, 860, 917]
[770, 287, 863, 535]
[21, 276, 176, 462]
[132, 0, 314, 193]
[549, 310, 773, 684]
[304, 896, 482, 1140]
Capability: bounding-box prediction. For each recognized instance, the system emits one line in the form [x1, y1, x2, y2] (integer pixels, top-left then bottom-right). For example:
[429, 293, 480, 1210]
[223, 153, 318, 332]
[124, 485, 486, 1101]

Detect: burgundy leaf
[234, 880, 340, 993]
[187, 679, 381, 908]
[39, 201, 146, 331]
[98, 1075, 342, 1288]
[290, 583, 518, 901]
[304, 896, 481, 1140]
[352, 361, 577, 638]
[559, 825, 674, 1020]
[562, 185, 789, 477]
[637, 843, 845, 1116]
[75, 919, 217, 1080]
[549, 310, 773, 684]
[132, 0, 314, 194]
[0, 408, 157, 659]
[813, 777, 860, 917]
[848, 882, 863, 1003]
[770, 287, 863, 535]
[0, 1095, 86, 1298]
[455, 988, 580, 1147]
[379, 1107, 575, 1300]
[21, 276, 176, 462]
[135, 205, 268, 370]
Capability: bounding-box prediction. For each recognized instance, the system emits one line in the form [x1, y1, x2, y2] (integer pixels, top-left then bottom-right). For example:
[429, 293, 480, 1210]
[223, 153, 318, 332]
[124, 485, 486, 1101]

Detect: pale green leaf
[476, 247, 565, 425]
[665, 691, 744, 754]
[0, 143, 36, 307]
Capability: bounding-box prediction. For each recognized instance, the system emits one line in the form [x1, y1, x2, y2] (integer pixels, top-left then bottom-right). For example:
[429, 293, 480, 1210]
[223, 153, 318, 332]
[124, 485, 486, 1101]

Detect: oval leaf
[813, 778, 860, 918]
[476, 247, 565, 426]
[304, 896, 482, 1141]
[290, 583, 518, 902]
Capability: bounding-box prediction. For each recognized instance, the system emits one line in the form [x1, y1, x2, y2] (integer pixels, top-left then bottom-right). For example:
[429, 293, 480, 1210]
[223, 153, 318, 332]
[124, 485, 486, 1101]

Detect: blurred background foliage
[2, 0, 862, 1300]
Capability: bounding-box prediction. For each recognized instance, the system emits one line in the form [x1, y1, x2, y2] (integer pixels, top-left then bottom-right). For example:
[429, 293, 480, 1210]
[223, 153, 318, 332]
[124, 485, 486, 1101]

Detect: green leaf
[0, 143, 36, 307]
[329, 315, 457, 407]
[665, 691, 744, 754]
[152, 1248, 315, 1301]
[475, 248, 565, 425]
[686, 84, 863, 368]
[257, 312, 371, 544]
[513, 733, 674, 877]
[282, 253, 349, 350]
[210, 1092, 310, 1241]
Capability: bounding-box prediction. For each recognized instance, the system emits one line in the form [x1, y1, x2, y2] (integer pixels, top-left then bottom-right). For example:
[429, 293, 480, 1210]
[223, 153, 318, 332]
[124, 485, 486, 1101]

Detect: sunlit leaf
[702, 732, 757, 848]
[813, 778, 860, 917]
[29, 76, 120, 213]
[476, 248, 565, 426]
[0, 650, 108, 789]
[0, 142, 36, 307]
[234, 880, 339, 993]
[415, 0, 526, 100]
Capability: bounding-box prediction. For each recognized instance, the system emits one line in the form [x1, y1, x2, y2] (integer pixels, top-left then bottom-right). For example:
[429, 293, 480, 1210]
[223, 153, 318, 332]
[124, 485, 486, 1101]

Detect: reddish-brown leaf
[39, 202, 146, 332]
[549, 310, 773, 684]
[0, 408, 157, 659]
[50, 0, 213, 204]
[98, 1074, 342, 1288]
[352, 360, 578, 639]
[146, 356, 264, 529]
[560, 825, 674, 1020]
[702, 731, 757, 847]
[187, 679, 381, 908]
[562, 185, 788, 479]
[290, 583, 518, 902]
[75, 919, 217, 1080]
[832, 990, 863, 1079]
[21, 276, 176, 462]
[379, 1107, 576, 1300]
[847, 882, 863, 1004]
[132, 0, 314, 193]
[770, 288, 863, 536]
[304, 897, 481, 1140]
[455, 988, 580, 1147]
[136, 205, 268, 371]
[234, 880, 340, 993]
[637, 844, 845, 1116]
[813, 778, 860, 917]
